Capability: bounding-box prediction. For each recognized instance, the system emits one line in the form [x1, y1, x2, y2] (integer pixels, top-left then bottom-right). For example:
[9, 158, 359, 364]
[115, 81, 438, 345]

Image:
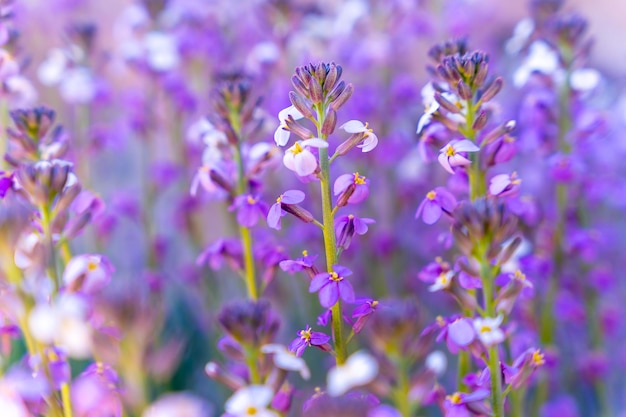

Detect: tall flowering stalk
[417, 40, 539, 417]
[0, 107, 120, 417]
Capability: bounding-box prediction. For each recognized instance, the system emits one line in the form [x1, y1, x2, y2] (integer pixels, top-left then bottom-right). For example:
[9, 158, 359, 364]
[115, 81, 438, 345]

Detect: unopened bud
[336, 183, 356, 208]
[456, 80, 472, 101]
[479, 77, 503, 103]
[324, 64, 339, 93]
[472, 110, 488, 131]
[482, 120, 516, 145]
[330, 83, 353, 111]
[434, 93, 462, 114]
[291, 75, 309, 99]
[309, 77, 323, 104]
[321, 109, 337, 136]
[289, 91, 314, 119]
[281, 203, 314, 223]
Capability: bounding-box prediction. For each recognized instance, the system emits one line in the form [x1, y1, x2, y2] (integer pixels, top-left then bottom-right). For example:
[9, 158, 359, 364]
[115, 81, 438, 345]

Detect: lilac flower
[443, 389, 490, 417]
[438, 140, 480, 174]
[333, 172, 370, 204]
[339, 120, 378, 152]
[274, 105, 305, 146]
[415, 187, 457, 224]
[327, 351, 379, 396]
[288, 326, 331, 357]
[424, 316, 476, 354]
[473, 316, 505, 347]
[229, 195, 268, 228]
[267, 190, 305, 230]
[283, 138, 328, 176]
[261, 344, 310, 379]
[503, 348, 545, 389]
[335, 214, 375, 249]
[489, 172, 521, 197]
[196, 238, 242, 270]
[279, 250, 318, 275]
[142, 393, 210, 417]
[72, 363, 122, 417]
[63, 254, 114, 294]
[309, 265, 356, 308]
[352, 299, 379, 333]
[225, 385, 278, 417]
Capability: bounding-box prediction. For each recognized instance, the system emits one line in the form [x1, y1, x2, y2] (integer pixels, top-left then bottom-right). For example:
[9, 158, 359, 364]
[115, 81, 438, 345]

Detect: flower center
[426, 190, 437, 200]
[353, 172, 367, 185]
[370, 300, 379, 307]
[246, 406, 258, 415]
[87, 260, 99, 271]
[445, 145, 456, 157]
[448, 392, 463, 404]
[532, 350, 545, 366]
[514, 270, 526, 280]
[329, 271, 342, 282]
[300, 327, 312, 342]
[480, 325, 493, 333]
[302, 250, 308, 256]
[348, 214, 354, 220]
[276, 194, 283, 203]
[247, 195, 257, 205]
[290, 142, 304, 155]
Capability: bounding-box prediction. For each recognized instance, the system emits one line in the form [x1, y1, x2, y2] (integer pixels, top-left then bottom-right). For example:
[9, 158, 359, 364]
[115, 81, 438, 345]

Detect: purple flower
[438, 140, 480, 174]
[0, 171, 13, 198]
[267, 190, 305, 230]
[229, 194, 268, 227]
[335, 214, 375, 249]
[196, 238, 242, 270]
[415, 187, 457, 224]
[489, 172, 521, 197]
[333, 172, 370, 205]
[352, 299, 379, 333]
[443, 389, 490, 417]
[288, 325, 331, 357]
[309, 265, 356, 308]
[339, 120, 378, 152]
[63, 254, 114, 294]
[283, 138, 328, 177]
[279, 250, 318, 275]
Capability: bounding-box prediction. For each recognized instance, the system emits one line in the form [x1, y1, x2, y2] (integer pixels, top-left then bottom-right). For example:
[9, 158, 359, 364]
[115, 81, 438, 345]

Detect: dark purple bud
[218, 299, 280, 347]
[285, 116, 314, 140]
[336, 183, 356, 208]
[209, 169, 233, 194]
[472, 110, 488, 131]
[335, 132, 365, 157]
[498, 236, 522, 265]
[55, 183, 82, 214]
[50, 162, 70, 193]
[327, 80, 346, 103]
[324, 64, 339, 93]
[204, 361, 245, 391]
[482, 120, 516, 146]
[321, 108, 337, 136]
[281, 203, 314, 223]
[434, 92, 462, 114]
[289, 91, 314, 119]
[456, 80, 472, 101]
[291, 75, 309, 99]
[309, 77, 323, 104]
[479, 77, 503, 103]
[330, 83, 353, 111]
[10, 106, 55, 141]
[63, 212, 92, 239]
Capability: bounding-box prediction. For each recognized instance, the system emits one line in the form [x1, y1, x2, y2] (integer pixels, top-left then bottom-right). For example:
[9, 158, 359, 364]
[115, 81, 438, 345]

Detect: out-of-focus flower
[261, 344, 310, 379]
[224, 385, 278, 417]
[438, 140, 480, 174]
[229, 195, 268, 228]
[72, 363, 122, 417]
[489, 172, 521, 198]
[443, 389, 490, 417]
[415, 187, 457, 224]
[327, 351, 379, 396]
[335, 214, 375, 250]
[142, 392, 211, 417]
[63, 254, 114, 294]
[267, 190, 305, 230]
[473, 316, 505, 347]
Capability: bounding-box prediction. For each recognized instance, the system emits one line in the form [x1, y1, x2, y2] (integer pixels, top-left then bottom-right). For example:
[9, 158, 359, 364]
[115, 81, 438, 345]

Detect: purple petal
[353, 218, 373, 235]
[309, 274, 330, 292]
[448, 319, 475, 346]
[267, 203, 284, 230]
[333, 265, 353, 277]
[434, 187, 457, 212]
[281, 190, 305, 204]
[438, 153, 454, 174]
[348, 185, 369, 204]
[310, 331, 331, 345]
[422, 200, 443, 225]
[489, 174, 511, 196]
[319, 282, 339, 308]
[448, 154, 472, 168]
[237, 205, 258, 227]
[333, 174, 354, 195]
[338, 280, 355, 304]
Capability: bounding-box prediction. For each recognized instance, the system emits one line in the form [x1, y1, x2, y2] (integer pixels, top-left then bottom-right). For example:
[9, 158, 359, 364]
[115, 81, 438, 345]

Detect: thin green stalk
[315, 104, 346, 365]
[61, 383, 74, 417]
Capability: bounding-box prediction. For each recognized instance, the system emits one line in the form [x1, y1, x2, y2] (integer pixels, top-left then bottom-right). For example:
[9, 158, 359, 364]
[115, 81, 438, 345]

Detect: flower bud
[321, 108, 337, 136]
[479, 77, 503, 103]
[472, 110, 488, 131]
[330, 82, 353, 111]
[288, 91, 314, 119]
[309, 77, 323, 105]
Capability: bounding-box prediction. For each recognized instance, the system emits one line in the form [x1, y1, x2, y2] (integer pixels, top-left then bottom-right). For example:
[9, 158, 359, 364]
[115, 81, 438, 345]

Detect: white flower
[274, 105, 304, 147]
[261, 344, 310, 380]
[340, 120, 378, 152]
[425, 350, 447, 376]
[37, 48, 68, 86]
[225, 385, 278, 417]
[143, 392, 211, 417]
[283, 138, 327, 176]
[59, 67, 97, 104]
[505, 18, 535, 55]
[144, 31, 179, 72]
[28, 294, 92, 358]
[513, 41, 560, 87]
[327, 350, 378, 396]
[428, 271, 453, 292]
[0, 384, 29, 417]
[570, 68, 601, 92]
[473, 316, 505, 347]
[63, 254, 112, 294]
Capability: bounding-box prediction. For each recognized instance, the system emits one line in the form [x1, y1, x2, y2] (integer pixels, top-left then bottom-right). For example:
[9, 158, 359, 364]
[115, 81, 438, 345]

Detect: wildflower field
[1, 0, 625, 416]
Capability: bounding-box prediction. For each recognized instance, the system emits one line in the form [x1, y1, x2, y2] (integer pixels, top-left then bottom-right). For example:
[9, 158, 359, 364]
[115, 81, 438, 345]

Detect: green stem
[315, 104, 346, 365]
[61, 383, 74, 417]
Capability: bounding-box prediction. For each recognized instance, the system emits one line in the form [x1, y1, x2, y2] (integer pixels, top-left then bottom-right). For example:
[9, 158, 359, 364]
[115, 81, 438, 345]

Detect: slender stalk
[315, 104, 346, 365]
[61, 383, 74, 417]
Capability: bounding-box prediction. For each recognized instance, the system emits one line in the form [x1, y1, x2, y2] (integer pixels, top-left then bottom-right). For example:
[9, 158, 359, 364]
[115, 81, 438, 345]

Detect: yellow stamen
[246, 406, 258, 415]
[532, 350, 545, 366]
[448, 392, 463, 404]
[247, 195, 256, 204]
[514, 270, 526, 280]
[290, 142, 304, 155]
[445, 145, 456, 157]
[329, 271, 342, 282]
[480, 325, 492, 333]
[87, 259, 99, 271]
[353, 172, 367, 185]
[426, 190, 437, 200]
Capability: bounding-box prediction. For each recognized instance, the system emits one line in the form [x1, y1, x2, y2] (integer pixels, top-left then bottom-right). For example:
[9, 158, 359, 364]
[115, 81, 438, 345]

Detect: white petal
[570, 68, 600, 92]
[278, 105, 304, 122]
[283, 152, 296, 172]
[357, 132, 378, 152]
[340, 120, 367, 133]
[225, 385, 273, 413]
[301, 138, 328, 149]
[274, 127, 290, 147]
[327, 351, 378, 396]
[294, 151, 318, 176]
[28, 305, 59, 344]
[425, 351, 447, 376]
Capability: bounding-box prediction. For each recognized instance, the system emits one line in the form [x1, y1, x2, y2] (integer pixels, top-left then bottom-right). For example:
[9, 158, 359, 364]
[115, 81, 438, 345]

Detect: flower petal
[340, 120, 366, 133]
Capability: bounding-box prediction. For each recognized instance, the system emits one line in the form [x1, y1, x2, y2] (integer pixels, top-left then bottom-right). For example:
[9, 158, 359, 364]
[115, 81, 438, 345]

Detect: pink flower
[339, 120, 378, 152]
[438, 140, 480, 174]
[415, 187, 457, 224]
